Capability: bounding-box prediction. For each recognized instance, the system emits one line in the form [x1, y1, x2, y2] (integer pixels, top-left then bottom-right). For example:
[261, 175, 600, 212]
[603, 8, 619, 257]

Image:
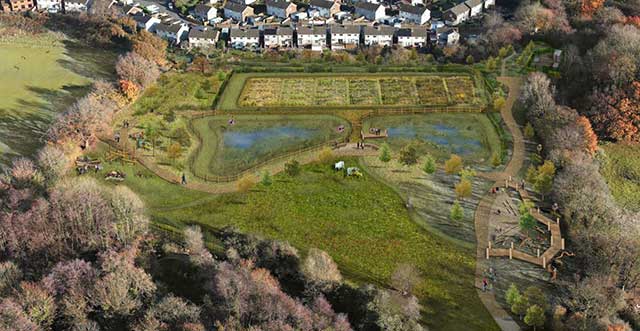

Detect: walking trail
[103, 134, 377, 194]
[474, 76, 524, 331]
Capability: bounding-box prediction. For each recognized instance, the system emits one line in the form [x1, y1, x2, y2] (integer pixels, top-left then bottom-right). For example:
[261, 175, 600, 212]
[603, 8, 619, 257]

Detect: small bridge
[360, 129, 388, 140]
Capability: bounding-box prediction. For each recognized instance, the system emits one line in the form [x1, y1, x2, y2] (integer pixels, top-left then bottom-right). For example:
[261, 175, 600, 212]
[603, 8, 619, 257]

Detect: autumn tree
[237, 174, 256, 193]
[119, 79, 139, 100]
[576, 116, 598, 154]
[526, 160, 555, 200]
[317, 147, 334, 163]
[191, 56, 210, 74]
[455, 179, 473, 200]
[589, 82, 640, 142]
[167, 143, 182, 163]
[444, 154, 463, 174]
[579, 0, 605, 18]
[131, 30, 167, 65]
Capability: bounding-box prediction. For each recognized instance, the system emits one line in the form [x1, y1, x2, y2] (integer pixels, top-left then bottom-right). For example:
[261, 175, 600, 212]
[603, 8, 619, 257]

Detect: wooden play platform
[485, 179, 566, 272]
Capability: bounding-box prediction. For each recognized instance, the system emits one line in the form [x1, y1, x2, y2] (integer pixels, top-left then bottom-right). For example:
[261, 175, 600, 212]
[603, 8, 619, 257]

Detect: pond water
[190, 115, 350, 176]
[223, 126, 313, 149]
[387, 123, 483, 155]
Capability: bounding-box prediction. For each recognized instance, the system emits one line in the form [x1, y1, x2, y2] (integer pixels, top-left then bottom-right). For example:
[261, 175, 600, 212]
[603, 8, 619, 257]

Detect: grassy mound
[95, 157, 497, 331]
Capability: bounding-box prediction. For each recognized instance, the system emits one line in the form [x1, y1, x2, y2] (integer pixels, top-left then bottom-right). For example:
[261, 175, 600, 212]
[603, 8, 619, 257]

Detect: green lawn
[94, 157, 497, 331]
[0, 34, 115, 167]
[364, 113, 502, 167]
[188, 114, 350, 177]
[132, 71, 225, 116]
[601, 143, 640, 212]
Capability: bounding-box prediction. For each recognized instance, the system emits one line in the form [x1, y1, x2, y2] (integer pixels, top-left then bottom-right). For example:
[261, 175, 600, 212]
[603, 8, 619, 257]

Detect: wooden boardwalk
[361, 129, 388, 140]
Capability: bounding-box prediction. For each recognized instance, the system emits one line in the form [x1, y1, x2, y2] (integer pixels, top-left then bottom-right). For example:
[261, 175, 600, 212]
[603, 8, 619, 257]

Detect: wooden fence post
[486, 248, 489, 259]
[561, 238, 565, 250]
[542, 256, 546, 269]
[537, 248, 540, 258]
[550, 235, 554, 246]
[509, 248, 513, 260]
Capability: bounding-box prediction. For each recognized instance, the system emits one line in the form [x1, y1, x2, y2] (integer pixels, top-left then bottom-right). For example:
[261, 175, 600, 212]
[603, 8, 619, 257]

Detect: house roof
[397, 27, 426, 37]
[354, 2, 381, 12]
[436, 26, 457, 34]
[265, 0, 293, 9]
[363, 25, 394, 36]
[398, 3, 428, 15]
[309, 0, 335, 9]
[330, 24, 360, 34]
[156, 23, 184, 33]
[195, 4, 214, 14]
[189, 28, 219, 39]
[447, 2, 469, 16]
[224, 1, 247, 12]
[230, 28, 259, 38]
[277, 26, 293, 35]
[465, 0, 483, 8]
[297, 26, 326, 35]
[133, 14, 154, 24]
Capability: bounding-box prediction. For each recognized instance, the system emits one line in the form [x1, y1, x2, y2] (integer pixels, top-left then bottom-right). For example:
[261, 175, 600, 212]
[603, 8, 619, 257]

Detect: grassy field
[601, 143, 640, 212]
[364, 113, 502, 168]
[0, 34, 116, 167]
[218, 72, 483, 111]
[91, 156, 497, 331]
[189, 114, 350, 177]
[132, 71, 225, 116]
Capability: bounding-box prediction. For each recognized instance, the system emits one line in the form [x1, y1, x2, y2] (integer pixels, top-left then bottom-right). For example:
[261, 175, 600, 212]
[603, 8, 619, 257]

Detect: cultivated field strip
[237, 75, 477, 108]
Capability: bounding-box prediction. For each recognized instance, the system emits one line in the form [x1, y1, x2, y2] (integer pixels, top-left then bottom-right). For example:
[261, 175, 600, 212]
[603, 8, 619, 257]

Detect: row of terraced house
[229, 24, 460, 50]
[1, 0, 87, 13]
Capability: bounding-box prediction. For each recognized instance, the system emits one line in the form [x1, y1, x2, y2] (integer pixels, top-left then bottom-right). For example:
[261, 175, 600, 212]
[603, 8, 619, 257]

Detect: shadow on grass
[0, 84, 91, 168]
[58, 39, 118, 80]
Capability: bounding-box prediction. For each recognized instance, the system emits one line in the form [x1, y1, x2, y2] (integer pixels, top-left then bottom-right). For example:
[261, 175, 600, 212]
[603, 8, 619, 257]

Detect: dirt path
[474, 76, 524, 331]
[105, 136, 377, 194]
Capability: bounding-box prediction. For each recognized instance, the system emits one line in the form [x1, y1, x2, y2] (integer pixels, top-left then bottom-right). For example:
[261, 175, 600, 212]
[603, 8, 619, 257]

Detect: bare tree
[390, 264, 420, 296]
[302, 248, 343, 289]
[115, 52, 160, 88]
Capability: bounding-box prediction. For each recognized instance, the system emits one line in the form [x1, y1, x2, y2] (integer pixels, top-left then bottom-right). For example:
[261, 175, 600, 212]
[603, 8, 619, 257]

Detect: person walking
[181, 173, 187, 185]
[482, 278, 488, 292]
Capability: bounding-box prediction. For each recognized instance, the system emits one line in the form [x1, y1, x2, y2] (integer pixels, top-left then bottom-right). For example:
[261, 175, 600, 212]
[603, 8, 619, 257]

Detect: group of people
[369, 127, 382, 135]
[355, 140, 366, 149]
[77, 163, 102, 175]
[482, 267, 497, 292]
